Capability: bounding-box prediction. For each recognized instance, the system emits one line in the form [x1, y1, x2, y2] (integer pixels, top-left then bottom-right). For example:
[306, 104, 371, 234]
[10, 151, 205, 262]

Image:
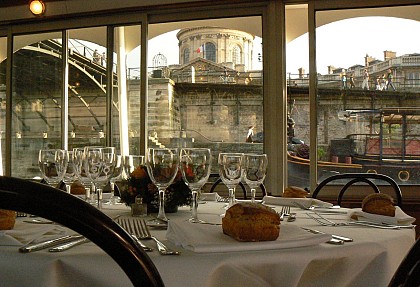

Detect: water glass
[146, 148, 179, 225]
[38, 149, 68, 188]
[242, 153, 268, 202]
[218, 152, 243, 207]
[180, 148, 212, 223]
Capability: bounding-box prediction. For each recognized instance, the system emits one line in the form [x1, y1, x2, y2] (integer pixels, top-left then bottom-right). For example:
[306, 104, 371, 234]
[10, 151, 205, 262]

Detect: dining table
[0, 194, 416, 287]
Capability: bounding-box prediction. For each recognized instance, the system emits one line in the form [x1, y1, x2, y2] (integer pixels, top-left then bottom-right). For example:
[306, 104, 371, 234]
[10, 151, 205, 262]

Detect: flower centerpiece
[120, 165, 192, 213]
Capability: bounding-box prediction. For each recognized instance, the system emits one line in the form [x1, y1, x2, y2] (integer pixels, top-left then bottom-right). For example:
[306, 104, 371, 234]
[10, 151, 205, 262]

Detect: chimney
[298, 67, 305, 78]
[384, 50, 396, 61]
[327, 65, 335, 74]
[364, 54, 375, 67]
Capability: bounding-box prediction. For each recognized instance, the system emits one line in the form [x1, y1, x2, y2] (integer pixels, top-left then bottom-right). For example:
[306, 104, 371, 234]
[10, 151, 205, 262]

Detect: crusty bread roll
[283, 186, 309, 198]
[222, 202, 280, 242]
[0, 209, 16, 230]
[362, 193, 396, 217]
[71, 180, 86, 195]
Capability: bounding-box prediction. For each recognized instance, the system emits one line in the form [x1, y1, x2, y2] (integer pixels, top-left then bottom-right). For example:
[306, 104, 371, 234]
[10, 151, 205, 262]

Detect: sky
[286, 17, 420, 75]
[129, 16, 420, 76]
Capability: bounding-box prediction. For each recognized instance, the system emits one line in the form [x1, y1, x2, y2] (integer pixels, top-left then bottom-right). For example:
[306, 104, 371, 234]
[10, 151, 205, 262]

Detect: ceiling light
[29, 0, 46, 16]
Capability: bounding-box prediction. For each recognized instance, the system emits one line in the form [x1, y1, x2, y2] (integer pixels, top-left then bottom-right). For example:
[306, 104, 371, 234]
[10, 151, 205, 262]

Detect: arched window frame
[183, 47, 190, 64]
[204, 42, 216, 62]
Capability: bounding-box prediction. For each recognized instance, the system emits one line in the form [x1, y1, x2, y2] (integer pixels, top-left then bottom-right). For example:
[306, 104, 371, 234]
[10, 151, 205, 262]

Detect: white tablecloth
[0, 201, 416, 287]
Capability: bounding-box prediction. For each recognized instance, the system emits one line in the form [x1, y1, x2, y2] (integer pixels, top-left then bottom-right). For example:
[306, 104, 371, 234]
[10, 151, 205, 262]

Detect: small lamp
[29, 0, 46, 16]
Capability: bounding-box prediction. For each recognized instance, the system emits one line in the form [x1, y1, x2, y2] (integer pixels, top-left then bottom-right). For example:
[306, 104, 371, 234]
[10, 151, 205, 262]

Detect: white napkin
[0, 222, 67, 246]
[348, 207, 416, 226]
[166, 218, 331, 253]
[263, 196, 333, 208]
[200, 193, 218, 202]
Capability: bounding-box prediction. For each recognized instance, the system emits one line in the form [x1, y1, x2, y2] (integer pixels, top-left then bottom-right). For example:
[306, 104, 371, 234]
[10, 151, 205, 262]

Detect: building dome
[176, 26, 255, 71]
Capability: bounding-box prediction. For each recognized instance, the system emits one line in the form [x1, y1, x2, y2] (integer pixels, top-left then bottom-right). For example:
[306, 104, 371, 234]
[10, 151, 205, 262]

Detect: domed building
[176, 26, 255, 71]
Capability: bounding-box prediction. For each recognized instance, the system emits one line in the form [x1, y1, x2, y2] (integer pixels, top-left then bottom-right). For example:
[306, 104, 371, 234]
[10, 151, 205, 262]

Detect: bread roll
[222, 202, 280, 242]
[0, 209, 16, 230]
[283, 186, 309, 198]
[362, 193, 396, 217]
[71, 180, 86, 195]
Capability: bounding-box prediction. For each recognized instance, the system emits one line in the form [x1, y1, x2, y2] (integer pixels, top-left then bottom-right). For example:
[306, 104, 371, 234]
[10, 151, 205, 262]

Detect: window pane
[68, 27, 108, 150]
[286, 4, 310, 188]
[121, 25, 142, 155]
[145, 18, 263, 173]
[315, 7, 420, 185]
[11, 32, 62, 178]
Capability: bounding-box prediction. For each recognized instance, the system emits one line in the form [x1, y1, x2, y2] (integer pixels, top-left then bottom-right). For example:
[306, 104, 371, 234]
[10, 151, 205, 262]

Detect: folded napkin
[348, 207, 416, 226]
[166, 218, 331, 253]
[0, 222, 67, 246]
[262, 196, 333, 208]
[200, 193, 218, 202]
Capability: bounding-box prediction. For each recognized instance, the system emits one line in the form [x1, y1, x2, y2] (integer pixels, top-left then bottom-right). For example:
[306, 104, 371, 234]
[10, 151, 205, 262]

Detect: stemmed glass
[83, 146, 104, 207]
[107, 154, 123, 205]
[123, 155, 145, 179]
[242, 153, 268, 203]
[73, 147, 93, 202]
[38, 149, 69, 188]
[180, 148, 212, 223]
[218, 152, 243, 208]
[146, 148, 179, 225]
[62, 150, 75, 193]
[95, 147, 116, 207]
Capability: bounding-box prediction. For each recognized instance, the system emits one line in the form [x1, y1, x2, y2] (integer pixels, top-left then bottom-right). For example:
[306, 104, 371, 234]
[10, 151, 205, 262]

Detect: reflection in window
[68, 27, 108, 151]
[11, 32, 62, 178]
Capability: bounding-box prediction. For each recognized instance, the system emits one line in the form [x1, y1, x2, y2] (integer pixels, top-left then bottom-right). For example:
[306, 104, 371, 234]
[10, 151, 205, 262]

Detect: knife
[301, 227, 353, 242]
[48, 237, 90, 252]
[19, 235, 84, 253]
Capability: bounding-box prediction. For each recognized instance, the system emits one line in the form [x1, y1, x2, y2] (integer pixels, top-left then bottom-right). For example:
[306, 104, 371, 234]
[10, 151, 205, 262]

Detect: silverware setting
[116, 217, 153, 252]
[23, 219, 55, 224]
[293, 201, 347, 214]
[279, 206, 290, 221]
[49, 237, 90, 252]
[19, 235, 84, 253]
[139, 219, 180, 255]
[301, 227, 353, 243]
[116, 217, 180, 255]
[306, 212, 414, 229]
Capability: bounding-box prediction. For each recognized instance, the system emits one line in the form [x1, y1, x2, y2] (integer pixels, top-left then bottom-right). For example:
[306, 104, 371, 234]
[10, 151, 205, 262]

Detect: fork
[306, 212, 408, 229]
[137, 219, 180, 255]
[117, 218, 153, 252]
[279, 206, 290, 221]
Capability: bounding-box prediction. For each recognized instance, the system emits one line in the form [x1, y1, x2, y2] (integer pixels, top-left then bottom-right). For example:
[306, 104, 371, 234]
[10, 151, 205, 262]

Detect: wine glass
[62, 150, 76, 193]
[73, 147, 93, 202]
[107, 154, 123, 205]
[95, 147, 116, 208]
[83, 146, 103, 207]
[180, 148, 212, 223]
[146, 148, 179, 225]
[123, 155, 145, 179]
[218, 152, 243, 207]
[242, 153, 268, 203]
[38, 149, 69, 188]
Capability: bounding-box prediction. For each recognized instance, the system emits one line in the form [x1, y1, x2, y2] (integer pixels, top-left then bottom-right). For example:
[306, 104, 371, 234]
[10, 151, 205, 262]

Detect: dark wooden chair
[388, 237, 420, 287]
[311, 173, 402, 206]
[0, 176, 164, 287]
